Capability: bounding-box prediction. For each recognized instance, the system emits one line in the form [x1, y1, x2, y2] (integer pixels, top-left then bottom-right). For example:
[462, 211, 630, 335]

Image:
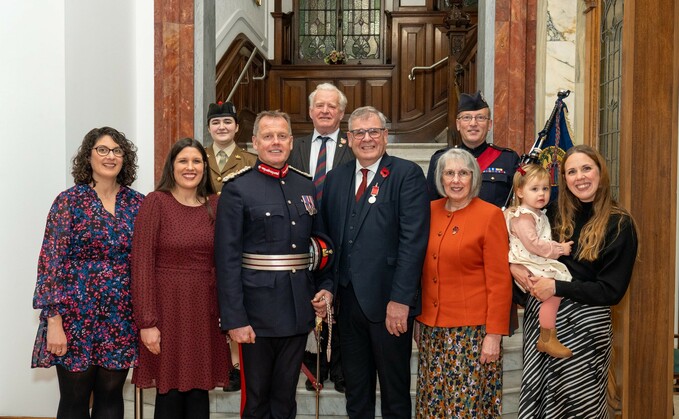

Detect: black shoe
[224, 367, 241, 392]
[333, 379, 345, 393]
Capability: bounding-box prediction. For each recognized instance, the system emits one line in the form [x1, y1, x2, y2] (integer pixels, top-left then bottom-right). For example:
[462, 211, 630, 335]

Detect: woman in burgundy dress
[131, 138, 231, 418]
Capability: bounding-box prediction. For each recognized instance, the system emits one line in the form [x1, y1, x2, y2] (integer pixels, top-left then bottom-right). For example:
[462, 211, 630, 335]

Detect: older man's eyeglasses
[443, 169, 472, 179]
[349, 128, 386, 140]
[93, 146, 125, 157]
[457, 115, 490, 123]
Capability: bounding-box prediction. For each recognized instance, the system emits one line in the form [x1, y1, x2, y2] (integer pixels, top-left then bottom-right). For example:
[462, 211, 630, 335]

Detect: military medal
[368, 184, 379, 204]
[301, 195, 317, 215]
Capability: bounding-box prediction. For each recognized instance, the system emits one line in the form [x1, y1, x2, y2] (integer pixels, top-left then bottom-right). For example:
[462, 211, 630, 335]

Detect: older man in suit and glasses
[288, 83, 354, 393]
[321, 106, 430, 418]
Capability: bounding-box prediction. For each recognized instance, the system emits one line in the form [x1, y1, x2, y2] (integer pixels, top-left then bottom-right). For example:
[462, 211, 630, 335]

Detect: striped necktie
[313, 136, 330, 202]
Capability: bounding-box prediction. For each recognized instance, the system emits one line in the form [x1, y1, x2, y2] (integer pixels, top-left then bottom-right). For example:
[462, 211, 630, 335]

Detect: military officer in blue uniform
[215, 110, 333, 418]
[426, 91, 520, 207]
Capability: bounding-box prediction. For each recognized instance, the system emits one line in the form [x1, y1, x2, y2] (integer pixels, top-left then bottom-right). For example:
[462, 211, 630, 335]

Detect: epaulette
[288, 165, 312, 179]
[236, 147, 257, 157]
[489, 143, 516, 153]
[222, 166, 252, 183]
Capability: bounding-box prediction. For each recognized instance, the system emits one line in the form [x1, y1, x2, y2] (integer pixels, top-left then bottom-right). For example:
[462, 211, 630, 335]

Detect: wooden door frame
[584, 0, 678, 417]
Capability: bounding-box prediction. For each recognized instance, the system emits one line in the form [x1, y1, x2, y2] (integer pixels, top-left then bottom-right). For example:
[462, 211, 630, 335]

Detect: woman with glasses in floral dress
[32, 127, 144, 419]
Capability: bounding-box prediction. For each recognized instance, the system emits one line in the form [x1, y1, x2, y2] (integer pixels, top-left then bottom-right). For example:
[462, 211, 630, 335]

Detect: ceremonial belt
[241, 252, 311, 271]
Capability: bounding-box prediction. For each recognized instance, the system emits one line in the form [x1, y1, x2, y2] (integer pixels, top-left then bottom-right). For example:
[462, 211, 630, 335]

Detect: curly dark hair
[156, 138, 215, 219]
[71, 127, 138, 186]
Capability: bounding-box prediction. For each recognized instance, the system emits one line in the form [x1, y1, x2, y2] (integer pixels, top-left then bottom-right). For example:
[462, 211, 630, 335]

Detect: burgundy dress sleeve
[131, 192, 162, 329]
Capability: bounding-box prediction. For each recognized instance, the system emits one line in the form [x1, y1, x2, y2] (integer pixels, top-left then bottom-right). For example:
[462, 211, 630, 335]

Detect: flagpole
[502, 90, 570, 210]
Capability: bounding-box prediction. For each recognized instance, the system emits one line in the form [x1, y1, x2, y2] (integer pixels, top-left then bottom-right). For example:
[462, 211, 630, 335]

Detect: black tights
[154, 389, 209, 419]
[56, 365, 128, 419]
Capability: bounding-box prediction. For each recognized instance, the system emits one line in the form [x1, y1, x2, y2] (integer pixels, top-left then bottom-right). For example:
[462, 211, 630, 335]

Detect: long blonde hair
[553, 145, 633, 261]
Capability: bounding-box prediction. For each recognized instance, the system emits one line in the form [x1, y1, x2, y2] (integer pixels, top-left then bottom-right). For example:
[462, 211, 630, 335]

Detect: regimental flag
[538, 97, 574, 202]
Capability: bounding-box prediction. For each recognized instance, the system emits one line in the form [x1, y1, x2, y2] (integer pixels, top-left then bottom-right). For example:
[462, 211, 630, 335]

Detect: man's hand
[385, 301, 409, 336]
[229, 326, 256, 344]
[311, 290, 333, 319]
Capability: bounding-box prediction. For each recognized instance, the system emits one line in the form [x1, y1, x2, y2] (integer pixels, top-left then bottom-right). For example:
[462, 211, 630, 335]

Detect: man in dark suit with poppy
[321, 106, 430, 418]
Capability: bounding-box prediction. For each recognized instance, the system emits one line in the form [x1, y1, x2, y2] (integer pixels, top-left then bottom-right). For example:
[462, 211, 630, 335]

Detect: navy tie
[313, 136, 330, 202]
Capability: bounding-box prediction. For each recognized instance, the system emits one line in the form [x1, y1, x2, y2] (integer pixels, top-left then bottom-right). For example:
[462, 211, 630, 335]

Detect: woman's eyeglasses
[93, 146, 124, 157]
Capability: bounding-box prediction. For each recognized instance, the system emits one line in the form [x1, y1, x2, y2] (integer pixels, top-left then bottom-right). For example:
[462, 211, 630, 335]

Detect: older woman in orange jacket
[415, 148, 512, 418]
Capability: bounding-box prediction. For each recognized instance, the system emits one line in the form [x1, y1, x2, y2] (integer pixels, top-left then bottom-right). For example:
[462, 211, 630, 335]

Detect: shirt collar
[354, 157, 383, 175]
[212, 141, 236, 157]
[313, 129, 340, 142]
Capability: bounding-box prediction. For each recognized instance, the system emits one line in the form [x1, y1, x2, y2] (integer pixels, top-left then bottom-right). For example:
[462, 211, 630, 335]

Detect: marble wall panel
[154, 0, 195, 182]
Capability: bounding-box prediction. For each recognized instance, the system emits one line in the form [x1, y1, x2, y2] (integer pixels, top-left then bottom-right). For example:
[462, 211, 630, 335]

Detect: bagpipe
[502, 89, 572, 210]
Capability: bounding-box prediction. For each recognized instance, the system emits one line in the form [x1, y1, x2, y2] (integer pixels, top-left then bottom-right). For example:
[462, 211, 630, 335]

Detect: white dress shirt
[353, 158, 383, 194]
[309, 128, 340, 175]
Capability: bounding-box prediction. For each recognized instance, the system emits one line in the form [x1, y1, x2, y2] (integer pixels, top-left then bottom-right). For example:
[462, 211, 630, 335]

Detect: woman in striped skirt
[512, 145, 638, 418]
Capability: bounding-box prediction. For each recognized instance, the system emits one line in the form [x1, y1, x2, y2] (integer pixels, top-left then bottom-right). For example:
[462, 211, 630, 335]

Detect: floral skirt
[416, 324, 503, 418]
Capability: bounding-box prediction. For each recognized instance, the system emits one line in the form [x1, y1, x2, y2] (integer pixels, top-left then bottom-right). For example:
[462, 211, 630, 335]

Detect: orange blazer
[417, 197, 512, 335]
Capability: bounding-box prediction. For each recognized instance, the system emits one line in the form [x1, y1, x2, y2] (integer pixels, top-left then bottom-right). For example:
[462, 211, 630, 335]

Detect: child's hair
[509, 163, 550, 208]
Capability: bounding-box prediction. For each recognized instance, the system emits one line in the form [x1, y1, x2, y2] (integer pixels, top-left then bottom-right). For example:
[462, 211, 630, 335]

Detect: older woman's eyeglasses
[93, 145, 125, 157]
[456, 115, 490, 123]
[349, 128, 386, 140]
[443, 169, 472, 179]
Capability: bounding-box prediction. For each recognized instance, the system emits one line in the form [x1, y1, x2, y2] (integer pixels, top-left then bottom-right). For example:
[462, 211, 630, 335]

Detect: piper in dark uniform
[204, 101, 257, 195]
[425, 91, 520, 207]
[215, 110, 333, 418]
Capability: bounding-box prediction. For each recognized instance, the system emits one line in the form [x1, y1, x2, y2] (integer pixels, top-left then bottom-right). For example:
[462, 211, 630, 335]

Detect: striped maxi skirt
[519, 296, 612, 418]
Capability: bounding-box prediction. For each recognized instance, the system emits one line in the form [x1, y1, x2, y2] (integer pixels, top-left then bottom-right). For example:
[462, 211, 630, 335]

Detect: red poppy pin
[380, 167, 390, 178]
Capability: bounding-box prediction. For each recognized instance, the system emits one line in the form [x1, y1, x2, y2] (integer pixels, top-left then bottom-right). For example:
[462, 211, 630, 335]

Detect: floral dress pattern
[32, 184, 144, 372]
[416, 324, 503, 418]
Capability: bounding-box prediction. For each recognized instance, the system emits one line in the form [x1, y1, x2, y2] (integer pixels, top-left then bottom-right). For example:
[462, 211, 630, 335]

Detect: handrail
[408, 56, 449, 81]
[226, 48, 267, 102]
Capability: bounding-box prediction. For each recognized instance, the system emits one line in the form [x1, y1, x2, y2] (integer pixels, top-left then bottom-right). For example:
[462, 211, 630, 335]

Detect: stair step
[124, 289, 524, 417]
[123, 335, 523, 418]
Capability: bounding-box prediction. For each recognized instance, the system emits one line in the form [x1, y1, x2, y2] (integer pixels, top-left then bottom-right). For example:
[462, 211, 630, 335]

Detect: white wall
[216, 0, 270, 60]
[0, 0, 154, 415]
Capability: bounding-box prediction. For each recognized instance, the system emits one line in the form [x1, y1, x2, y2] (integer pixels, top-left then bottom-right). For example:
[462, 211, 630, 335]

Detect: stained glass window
[297, 0, 382, 63]
[599, 0, 623, 199]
